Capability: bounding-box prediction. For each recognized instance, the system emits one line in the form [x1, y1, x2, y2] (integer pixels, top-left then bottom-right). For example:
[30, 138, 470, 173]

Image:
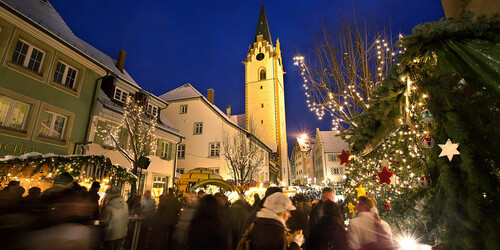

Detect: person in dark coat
[248, 192, 303, 250]
[287, 194, 309, 239]
[187, 195, 229, 250]
[156, 188, 181, 249]
[306, 200, 347, 250]
[88, 181, 101, 220]
[308, 187, 334, 232]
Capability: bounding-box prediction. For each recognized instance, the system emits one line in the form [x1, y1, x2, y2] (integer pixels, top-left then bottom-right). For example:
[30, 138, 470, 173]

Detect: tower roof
[254, 2, 272, 46]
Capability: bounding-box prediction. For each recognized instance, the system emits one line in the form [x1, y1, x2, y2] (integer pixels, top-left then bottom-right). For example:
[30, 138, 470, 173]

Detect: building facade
[160, 83, 271, 183]
[0, 0, 107, 157]
[243, 3, 289, 185]
[313, 128, 349, 188]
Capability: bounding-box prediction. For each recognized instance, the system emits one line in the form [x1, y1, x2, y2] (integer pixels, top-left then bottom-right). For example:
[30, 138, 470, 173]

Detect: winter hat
[263, 192, 296, 214]
[106, 186, 121, 196]
[54, 172, 73, 184]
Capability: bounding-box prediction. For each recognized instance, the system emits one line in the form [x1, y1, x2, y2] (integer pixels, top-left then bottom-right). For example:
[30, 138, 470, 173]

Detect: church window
[259, 68, 266, 80]
[261, 103, 264, 108]
[261, 120, 263, 124]
[260, 85, 263, 89]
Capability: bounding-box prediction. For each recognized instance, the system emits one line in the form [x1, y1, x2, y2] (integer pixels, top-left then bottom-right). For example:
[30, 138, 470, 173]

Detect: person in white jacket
[347, 196, 393, 250]
[100, 186, 129, 250]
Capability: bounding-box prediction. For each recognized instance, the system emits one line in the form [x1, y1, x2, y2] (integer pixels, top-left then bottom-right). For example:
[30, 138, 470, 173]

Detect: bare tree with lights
[95, 96, 157, 192]
[294, 15, 402, 130]
[222, 121, 265, 186]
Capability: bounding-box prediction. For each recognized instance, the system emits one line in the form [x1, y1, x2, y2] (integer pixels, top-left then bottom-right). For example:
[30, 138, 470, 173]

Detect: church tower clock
[244, 2, 289, 185]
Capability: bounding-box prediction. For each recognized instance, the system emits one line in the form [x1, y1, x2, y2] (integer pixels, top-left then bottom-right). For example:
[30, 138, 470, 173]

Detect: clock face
[256, 53, 265, 61]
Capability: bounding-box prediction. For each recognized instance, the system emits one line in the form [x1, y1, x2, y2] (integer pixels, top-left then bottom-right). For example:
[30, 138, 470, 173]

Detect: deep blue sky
[50, 0, 444, 155]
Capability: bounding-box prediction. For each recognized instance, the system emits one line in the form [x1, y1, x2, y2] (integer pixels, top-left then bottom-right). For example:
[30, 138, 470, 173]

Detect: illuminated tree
[294, 14, 402, 130]
[95, 96, 157, 192]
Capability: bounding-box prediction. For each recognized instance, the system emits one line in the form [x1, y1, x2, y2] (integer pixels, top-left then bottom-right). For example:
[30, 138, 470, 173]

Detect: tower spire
[254, 1, 272, 46]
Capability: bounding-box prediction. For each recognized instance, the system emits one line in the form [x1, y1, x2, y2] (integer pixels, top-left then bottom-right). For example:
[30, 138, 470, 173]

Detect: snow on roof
[230, 114, 246, 128]
[159, 83, 204, 101]
[318, 130, 349, 153]
[97, 90, 182, 138]
[0, 0, 139, 87]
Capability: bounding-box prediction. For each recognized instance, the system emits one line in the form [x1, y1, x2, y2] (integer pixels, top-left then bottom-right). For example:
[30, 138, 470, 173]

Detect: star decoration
[414, 198, 425, 213]
[438, 139, 460, 161]
[348, 203, 355, 213]
[337, 149, 352, 165]
[355, 184, 366, 197]
[377, 166, 394, 185]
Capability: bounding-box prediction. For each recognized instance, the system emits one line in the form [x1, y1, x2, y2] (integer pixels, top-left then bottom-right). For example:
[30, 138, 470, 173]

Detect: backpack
[360, 220, 394, 250]
[236, 222, 255, 250]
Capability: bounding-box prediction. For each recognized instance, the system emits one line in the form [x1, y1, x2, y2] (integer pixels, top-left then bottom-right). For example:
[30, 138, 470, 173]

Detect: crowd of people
[0, 172, 394, 250]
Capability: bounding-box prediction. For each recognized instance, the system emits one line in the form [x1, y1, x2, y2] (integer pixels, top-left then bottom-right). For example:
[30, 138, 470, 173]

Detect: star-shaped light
[355, 184, 366, 197]
[377, 166, 394, 185]
[348, 203, 355, 213]
[337, 149, 352, 165]
[438, 139, 460, 161]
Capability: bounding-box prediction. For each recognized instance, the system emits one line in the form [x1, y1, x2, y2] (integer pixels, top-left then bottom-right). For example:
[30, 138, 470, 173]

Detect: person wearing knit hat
[248, 192, 304, 250]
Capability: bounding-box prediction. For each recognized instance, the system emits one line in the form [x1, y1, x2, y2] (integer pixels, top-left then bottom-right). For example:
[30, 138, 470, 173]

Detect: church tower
[244, 2, 289, 185]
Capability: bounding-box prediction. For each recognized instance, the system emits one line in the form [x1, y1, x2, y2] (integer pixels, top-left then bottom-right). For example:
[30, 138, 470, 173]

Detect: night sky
[50, 0, 445, 155]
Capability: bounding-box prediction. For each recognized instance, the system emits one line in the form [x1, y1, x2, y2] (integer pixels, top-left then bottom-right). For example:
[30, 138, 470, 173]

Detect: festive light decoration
[438, 139, 460, 161]
[377, 166, 394, 185]
[421, 135, 435, 149]
[337, 149, 352, 165]
[384, 200, 391, 212]
[348, 202, 356, 213]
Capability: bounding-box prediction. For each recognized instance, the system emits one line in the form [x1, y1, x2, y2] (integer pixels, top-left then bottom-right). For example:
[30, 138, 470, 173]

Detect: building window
[180, 104, 188, 114]
[177, 144, 186, 159]
[261, 103, 264, 108]
[193, 122, 203, 135]
[259, 68, 266, 80]
[147, 103, 158, 117]
[39, 110, 67, 140]
[113, 87, 128, 102]
[176, 168, 185, 175]
[161, 141, 169, 158]
[333, 168, 340, 175]
[209, 142, 220, 157]
[103, 134, 117, 148]
[261, 120, 263, 124]
[152, 176, 167, 198]
[210, 168, 220, 174]
[53, 61, 78, 89]
[0, 95, 30, 131]
[328, 154, 335, 161]
[12, 40, 45, 73]
[260, 85, 263, 89]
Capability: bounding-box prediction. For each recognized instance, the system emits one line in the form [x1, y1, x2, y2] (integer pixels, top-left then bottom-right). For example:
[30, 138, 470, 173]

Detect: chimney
[226, 105, 231, 117]
[207, 89, 214, 104]
[116, 50, 126, 72]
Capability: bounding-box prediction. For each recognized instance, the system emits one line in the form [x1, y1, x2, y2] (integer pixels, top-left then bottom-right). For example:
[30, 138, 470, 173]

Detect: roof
[0, 0, 139, 87]
[97, 90, 183, 138]
[318, 130, 349, 153]
[254, 2, 272, 45]
[230, 114, 245, 128]
[159, 83, 272, 152]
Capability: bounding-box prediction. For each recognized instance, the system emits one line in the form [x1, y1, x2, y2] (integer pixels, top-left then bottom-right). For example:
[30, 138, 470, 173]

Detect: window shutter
[93, 120, 106, 145]
[167, 142, 175, 160]
[119, 127, 128, 149]
[156, 139, 162, 157]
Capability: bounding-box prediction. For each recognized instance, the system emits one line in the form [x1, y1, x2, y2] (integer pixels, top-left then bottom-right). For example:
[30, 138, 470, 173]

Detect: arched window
[259, 68, 266, 80]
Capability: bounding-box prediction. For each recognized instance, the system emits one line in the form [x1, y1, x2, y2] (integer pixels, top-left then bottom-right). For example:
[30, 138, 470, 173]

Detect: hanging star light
[337, 149, 352, 165]
[355, 184, 366, 197]
[377, 166, 394, 185]
[348, 202, 356, 213]
[438, 139, 460, 161]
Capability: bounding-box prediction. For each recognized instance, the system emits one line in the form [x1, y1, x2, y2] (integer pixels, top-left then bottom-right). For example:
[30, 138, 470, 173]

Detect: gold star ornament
[348, 203, 356, 213]
[355, 184, 366, 197]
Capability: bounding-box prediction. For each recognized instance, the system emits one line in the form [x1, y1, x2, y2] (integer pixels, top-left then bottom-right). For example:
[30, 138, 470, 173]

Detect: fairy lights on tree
[95, 95, 157, 192]
[293, 16, 403, 130]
